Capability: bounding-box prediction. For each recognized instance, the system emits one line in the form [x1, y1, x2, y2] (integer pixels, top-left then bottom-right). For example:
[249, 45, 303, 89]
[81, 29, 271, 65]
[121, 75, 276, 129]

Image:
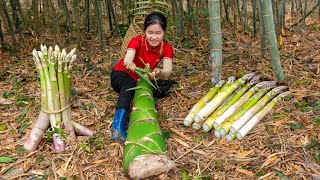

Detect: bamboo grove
[184, 73, 292, 142]
[1, 1, 319, 81]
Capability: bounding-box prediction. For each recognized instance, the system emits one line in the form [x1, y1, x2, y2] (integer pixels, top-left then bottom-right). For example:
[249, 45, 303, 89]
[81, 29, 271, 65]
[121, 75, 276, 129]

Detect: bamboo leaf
[126, 87, 144, 91]
[0, 156, 15, 163]
[289, 123, 304, 131]
[0, 124, 7, 132]
[305, 136, 320, 150]
[19, 124, 29, 134]
[272, 113, 287, 118]
[79, 143, 91, 153]
[134, 69, 156, 89]
[273, 169, 290, 180]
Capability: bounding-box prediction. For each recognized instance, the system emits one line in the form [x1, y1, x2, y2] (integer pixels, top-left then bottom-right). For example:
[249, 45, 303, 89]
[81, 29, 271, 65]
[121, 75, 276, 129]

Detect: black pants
[111, 70, 177, 111]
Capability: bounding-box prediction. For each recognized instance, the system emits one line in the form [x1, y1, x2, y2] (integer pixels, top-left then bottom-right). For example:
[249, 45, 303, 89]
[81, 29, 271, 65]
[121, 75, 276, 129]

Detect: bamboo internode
[184, 73, 291, 142]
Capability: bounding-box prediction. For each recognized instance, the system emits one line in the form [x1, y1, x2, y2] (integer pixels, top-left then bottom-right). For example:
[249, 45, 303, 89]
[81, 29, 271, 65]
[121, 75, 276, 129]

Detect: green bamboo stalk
[195, 73, 255, 123]
[236, 91, 292, 140]
[230, 86, 287, 134]
[183, 80, 225, 126]
[123, 73, 174, 179]
[202, 75, 261, 132]
[261, 0, 285, 81]
[208, 0, 223, 84]
[218, 83, 280, 136]
[213, 81, 276, 137]
[258, 0, 267, 56]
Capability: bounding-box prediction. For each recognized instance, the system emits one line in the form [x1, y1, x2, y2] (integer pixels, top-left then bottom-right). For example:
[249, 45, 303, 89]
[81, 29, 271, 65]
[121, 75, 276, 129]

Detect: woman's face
[145, 23, 164, 49]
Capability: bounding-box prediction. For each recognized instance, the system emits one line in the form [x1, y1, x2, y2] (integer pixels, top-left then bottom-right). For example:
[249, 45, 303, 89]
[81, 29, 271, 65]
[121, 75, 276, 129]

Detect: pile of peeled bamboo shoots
[184, 73, 291, 141]
[24, 45, 93, 152]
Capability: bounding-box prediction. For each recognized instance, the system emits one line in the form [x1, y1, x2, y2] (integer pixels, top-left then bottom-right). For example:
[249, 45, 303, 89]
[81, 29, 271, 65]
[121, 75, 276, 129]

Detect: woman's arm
[156, 58, 172, 79]
[124, 49, 136, 71]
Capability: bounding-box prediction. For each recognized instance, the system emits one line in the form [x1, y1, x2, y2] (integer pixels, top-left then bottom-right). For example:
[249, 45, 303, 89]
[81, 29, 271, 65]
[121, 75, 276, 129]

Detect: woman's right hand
[125, 62, 136, 71]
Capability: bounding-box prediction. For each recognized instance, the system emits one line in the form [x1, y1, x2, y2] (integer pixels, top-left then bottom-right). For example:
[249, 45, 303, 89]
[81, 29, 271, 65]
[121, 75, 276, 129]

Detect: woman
[110, 12, 176, 141]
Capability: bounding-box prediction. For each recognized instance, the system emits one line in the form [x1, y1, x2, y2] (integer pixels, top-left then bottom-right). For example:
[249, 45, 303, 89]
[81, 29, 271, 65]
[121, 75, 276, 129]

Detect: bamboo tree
[1, 0, 18, 47]
[172, 0, 184, 38]
[261, 0, 285, 81]
[73, 0, 81, 48]
[208, 0, 223, 84]
[190, 0, 201, 38]
[94, 0, 107, 52]
[31, 0, 40, 35]
[242, 0, 248, 33]
[0, 17, 5, 45]
[85, 0, 90, 33]
[177, 0, 185, 39]
[61, 0, 72, 32]
[258, 0, 267, 56]
[105, 0, 119, 35]
[223, 0, 230, 23]
[252, 0, 257, 36]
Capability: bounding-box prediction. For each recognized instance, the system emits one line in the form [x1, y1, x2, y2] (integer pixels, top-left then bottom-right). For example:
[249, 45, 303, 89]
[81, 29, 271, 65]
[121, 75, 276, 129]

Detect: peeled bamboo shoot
[236, 91, 292, 140]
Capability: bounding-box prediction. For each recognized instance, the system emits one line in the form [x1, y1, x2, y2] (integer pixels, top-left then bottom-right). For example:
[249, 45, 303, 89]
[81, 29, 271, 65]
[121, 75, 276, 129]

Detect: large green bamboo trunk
[123, 78, 175, 179]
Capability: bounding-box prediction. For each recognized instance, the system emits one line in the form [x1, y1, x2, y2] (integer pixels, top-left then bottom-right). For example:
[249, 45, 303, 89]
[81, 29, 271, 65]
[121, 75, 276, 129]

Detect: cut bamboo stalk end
[191, 122, 201, 130]
[214, 130, 221, 138]
[226, 133, 235, 142]
[128, 154, 175, 179]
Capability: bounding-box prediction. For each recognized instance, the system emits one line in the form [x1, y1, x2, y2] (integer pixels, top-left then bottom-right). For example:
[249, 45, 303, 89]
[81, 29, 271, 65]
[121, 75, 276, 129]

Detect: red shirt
[114, 36, 174, 80]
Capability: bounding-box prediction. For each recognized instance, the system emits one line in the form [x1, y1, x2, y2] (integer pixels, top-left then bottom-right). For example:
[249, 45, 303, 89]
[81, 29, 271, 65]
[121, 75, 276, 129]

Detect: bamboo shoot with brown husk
[183, 80, 226, 126]
[202, 75, 261, 132]
[229, 86, 288, 135]
[194, 73, 255, 123]
[218, 82, 279, 137]
[236, 91, 292, 140]
[214, 81, 276, 138]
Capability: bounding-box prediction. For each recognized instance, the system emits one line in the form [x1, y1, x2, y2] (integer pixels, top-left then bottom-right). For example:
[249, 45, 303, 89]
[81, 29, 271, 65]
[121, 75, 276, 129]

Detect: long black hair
[144, 12, 167, 32]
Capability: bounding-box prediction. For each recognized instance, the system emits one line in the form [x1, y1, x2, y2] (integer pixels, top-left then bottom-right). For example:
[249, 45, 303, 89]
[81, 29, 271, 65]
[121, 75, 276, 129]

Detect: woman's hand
[151, 68, 161, 79]
[125, 62, 136, 71]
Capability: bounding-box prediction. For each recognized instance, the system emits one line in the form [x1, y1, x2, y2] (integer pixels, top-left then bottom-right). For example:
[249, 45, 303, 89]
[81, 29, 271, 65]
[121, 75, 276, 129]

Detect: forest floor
[1, 17, 320, 179]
